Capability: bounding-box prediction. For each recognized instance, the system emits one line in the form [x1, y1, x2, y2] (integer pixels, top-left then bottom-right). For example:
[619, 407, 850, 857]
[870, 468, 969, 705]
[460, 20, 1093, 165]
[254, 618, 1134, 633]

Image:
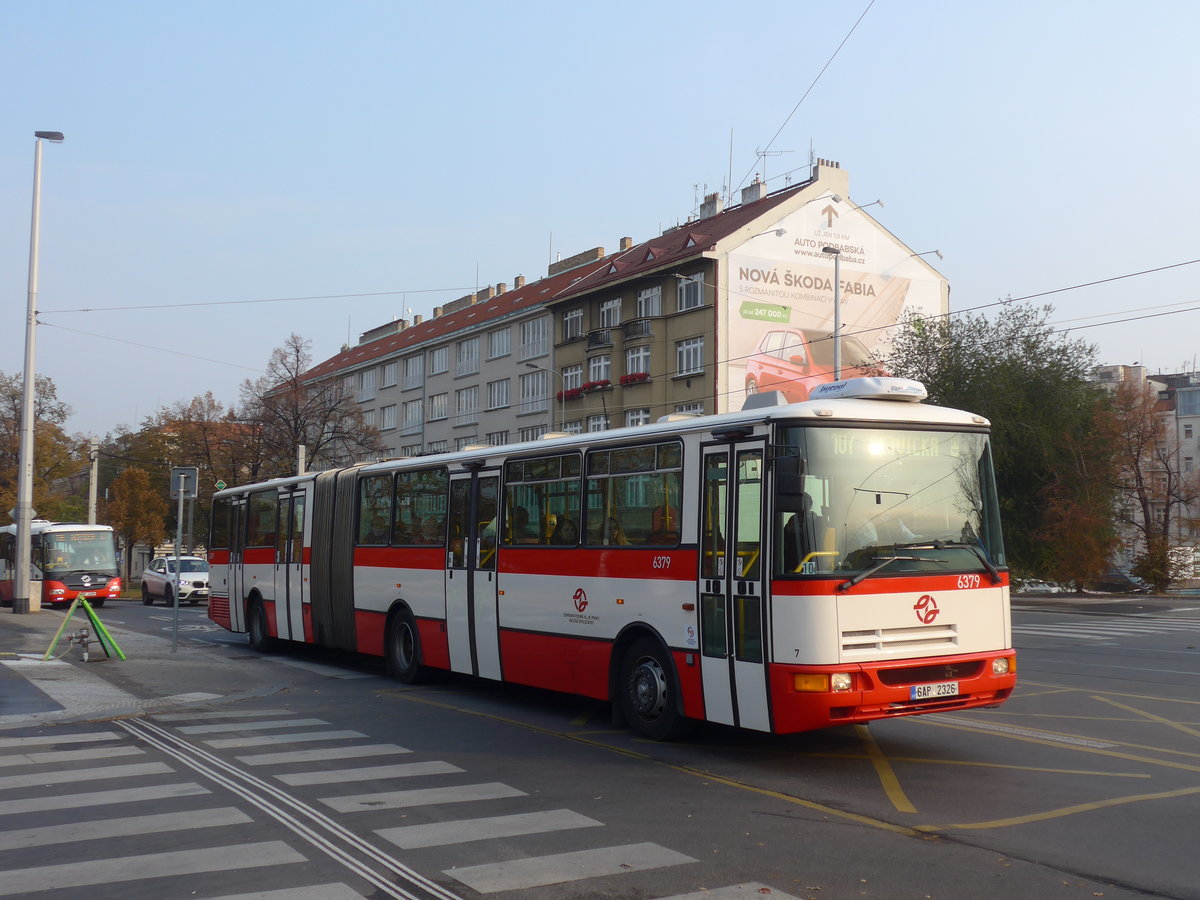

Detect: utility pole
[87, 438, 99, 524]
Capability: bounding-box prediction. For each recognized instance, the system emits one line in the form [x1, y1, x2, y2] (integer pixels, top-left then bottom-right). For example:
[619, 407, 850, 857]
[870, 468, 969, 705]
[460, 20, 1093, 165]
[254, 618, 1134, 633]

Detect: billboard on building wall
[721, 200, 946, 411]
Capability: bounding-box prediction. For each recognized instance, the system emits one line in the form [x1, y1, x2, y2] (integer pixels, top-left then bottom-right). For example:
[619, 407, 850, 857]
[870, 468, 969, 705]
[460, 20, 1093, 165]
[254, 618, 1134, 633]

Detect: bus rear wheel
[386, 609, 426, 684]
[619, 636, 692, 741]
[247, 599, 276, 652]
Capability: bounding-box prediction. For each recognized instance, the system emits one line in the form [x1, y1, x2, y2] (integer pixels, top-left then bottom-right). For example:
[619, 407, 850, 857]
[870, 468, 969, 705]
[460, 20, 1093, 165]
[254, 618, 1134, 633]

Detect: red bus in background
[209, 377, 1016, 740]
[0, 521, 121, 609]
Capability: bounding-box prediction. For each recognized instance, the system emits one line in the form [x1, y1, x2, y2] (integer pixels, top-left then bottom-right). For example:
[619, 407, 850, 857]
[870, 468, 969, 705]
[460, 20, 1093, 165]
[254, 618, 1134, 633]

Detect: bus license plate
[911, 681, 958, 700]
[80, 592, 96, 597]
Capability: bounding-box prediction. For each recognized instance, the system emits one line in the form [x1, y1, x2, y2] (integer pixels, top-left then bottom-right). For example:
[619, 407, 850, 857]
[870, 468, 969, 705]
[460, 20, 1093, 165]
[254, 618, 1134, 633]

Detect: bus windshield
[775, 426, 1005, 578]
[35, 531, 119, 577]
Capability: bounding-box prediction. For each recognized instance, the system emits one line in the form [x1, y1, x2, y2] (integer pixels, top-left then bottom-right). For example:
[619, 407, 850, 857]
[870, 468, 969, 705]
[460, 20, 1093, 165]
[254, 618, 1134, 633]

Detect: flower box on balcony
[620, 372, 650, 386]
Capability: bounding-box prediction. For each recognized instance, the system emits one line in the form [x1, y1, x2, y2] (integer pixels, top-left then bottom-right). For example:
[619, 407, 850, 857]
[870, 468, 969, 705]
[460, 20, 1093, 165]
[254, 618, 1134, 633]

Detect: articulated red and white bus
[208, 377, 1015, 739]
[0, 521, 122, 608]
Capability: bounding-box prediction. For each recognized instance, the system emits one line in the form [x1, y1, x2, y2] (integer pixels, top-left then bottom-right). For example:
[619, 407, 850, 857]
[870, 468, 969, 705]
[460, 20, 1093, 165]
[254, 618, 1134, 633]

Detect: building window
[1186, 424, 1194, 439]
[600, 298, 622, 327]
[428, 440, 448, 453]
[588, 415, 610, 432]
[520, 316, 550, 360]
[626, 345, 651, 377]
[380, 404, 397, 431]
[677, 273, 703, 311]
[676, 401, 705, 415]
[456, 386, 479, 424]
[1187, 457, 1195, 473]
[487, 430, 509, 446]
[428, 392, 448, 421]
[456, 337, 480, 376]
[429, 346, 449, 375]
[520, 370, 549, 414]
[487, 328, 511, 360]
[403, 355, 423, 389]
[401, 400, 422, 435]
[357, 368, 376, 402]
[519, 425, 549, 442]
[589, 355, 611, 383]
[637, 286, 661, 318]
[563, 308, 583, 342]
[401, 444, 422, 456]
[362, 409, 376, 429]
[486, 379, 510, 410]
[563, 364, 583, 392]
[456, 435, 479, 451]
[564, 420, 583, 435]
[381, 362, 397, 388]
[676, 337, 704, 376]
[625, 408, 651, 427]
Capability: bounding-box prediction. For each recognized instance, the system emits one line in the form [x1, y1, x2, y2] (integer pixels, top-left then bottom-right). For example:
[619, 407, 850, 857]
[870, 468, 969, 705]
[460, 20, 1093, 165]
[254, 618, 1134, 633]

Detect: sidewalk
[0, 603, 289, 731]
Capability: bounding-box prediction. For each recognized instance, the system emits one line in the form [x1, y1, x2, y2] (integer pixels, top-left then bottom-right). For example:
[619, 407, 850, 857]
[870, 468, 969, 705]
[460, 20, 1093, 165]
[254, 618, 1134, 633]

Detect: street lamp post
[13, 131, 64, 615]
[821, 246, 842, 380]
[524, 362, 564, 431]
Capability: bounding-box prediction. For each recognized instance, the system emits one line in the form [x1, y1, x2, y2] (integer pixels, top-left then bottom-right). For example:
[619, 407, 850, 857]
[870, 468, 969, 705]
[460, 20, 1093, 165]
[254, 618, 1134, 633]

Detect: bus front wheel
[386, 609, 426, 684]
[618, 637, 692, 741]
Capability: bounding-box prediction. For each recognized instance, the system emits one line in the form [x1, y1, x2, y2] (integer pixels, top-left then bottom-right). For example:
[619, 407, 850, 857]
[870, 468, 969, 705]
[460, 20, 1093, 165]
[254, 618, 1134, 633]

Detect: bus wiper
[891, 540, 1002, 584]
[838, 555, 939, 592]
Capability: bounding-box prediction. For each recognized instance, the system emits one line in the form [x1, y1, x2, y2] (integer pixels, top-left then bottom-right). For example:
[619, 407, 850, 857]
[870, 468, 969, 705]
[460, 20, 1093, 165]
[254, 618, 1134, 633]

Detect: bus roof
[212, 378, 990, 499]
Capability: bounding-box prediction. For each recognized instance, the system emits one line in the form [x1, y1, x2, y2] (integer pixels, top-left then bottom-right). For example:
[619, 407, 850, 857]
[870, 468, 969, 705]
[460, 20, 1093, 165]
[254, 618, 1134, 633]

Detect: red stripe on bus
[770, 572, 1010, 596]
[498, 548, 698, 579]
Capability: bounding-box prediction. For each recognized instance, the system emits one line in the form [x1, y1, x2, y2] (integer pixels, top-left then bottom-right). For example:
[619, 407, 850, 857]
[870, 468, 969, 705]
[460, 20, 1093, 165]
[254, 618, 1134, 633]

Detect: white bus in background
[209, 377, 1016, 740]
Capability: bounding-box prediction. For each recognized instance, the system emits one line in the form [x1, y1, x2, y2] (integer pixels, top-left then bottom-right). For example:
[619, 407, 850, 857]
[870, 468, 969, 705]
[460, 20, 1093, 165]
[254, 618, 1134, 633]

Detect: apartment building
[303, 159, 950, 457]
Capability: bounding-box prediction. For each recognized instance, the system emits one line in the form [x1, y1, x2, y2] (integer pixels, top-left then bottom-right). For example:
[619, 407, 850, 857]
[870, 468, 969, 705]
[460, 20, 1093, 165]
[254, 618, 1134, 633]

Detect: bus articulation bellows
[208, 377, 1016, 739]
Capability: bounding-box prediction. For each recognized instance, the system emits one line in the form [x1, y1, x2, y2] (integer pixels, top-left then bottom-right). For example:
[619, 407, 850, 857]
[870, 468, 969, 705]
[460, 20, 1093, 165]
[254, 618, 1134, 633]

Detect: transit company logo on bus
[573, 588, 588, 613]
[913, 594, 939, 624]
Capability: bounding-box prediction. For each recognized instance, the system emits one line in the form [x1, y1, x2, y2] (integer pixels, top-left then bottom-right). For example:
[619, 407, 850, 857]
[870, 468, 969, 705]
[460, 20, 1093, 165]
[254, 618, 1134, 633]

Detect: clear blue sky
[4, 1, 1199, 437]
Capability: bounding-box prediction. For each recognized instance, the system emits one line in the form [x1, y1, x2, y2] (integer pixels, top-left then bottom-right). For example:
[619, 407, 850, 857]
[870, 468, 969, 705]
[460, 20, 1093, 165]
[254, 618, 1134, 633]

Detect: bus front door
[274, 491, 306, 641]
[697, 442, 771, 732]
[445, 472, 501, 680]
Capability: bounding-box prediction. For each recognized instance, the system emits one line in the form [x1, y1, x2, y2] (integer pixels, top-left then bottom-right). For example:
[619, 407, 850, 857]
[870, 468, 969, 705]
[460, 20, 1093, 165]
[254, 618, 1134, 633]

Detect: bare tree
[1107, 379, 1200, 589]
[239, 334, 384, 479]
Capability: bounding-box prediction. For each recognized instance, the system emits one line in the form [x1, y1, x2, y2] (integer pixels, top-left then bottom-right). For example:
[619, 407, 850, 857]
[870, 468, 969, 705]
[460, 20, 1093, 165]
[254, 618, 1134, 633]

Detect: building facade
[303, 160, 950, 458]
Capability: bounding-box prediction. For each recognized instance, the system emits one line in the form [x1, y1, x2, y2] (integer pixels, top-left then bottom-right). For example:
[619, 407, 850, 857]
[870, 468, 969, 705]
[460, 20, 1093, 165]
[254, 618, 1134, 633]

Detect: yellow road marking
[376, 688, 918, 835]
[1091, 696, 1200, 740]
[809, 752, 1149, 778]
[855, 725, 917, 813]
[1018, 679, 1200, 707]
[917, 784, 1200, 831]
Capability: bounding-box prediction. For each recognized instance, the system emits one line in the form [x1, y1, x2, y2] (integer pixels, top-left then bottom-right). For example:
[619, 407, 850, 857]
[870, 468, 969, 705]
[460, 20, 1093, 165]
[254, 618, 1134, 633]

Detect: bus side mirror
[774, 453, 808, 513]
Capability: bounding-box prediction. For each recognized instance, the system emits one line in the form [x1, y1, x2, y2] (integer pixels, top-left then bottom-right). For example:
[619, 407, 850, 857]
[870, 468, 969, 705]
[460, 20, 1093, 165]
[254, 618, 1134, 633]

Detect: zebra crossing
[1012, 616, 1200, 642]
[0, 708, 800, 899]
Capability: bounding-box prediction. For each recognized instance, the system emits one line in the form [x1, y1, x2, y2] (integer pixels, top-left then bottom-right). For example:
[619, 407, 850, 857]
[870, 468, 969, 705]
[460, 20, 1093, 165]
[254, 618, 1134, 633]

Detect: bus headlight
[49, 588, 65, 595]
[992, 657, 1014, 676]
[830, 672, 853, 692]
[793, 672, 854, 693]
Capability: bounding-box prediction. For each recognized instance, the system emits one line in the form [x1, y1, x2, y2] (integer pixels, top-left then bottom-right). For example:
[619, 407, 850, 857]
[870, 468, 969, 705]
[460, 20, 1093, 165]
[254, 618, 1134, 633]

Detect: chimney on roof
[548, 246, 606, 277]
[515, 274, 526, 289]
[700, 192, 723, 219]
[414, 314, 423, 325]
[477, 286, 494, 301]
[740, 176, 767, 206]
[497, 282, 507, 295]
[619, 236, 633, 251]
[433, 306, 443, 318]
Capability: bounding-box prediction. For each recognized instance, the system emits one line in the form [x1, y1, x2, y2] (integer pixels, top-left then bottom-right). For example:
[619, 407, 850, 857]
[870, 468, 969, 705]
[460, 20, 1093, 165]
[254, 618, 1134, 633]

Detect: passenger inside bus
[601, 517, 628, 546]
[551, 517, 578, 545]
[509, 507, 538, 544]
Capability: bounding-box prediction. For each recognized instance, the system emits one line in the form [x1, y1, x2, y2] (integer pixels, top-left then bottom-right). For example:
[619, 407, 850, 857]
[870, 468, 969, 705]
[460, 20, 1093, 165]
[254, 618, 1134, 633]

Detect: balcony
[624, 318, 653, 340]
[586, 329, 613, 349]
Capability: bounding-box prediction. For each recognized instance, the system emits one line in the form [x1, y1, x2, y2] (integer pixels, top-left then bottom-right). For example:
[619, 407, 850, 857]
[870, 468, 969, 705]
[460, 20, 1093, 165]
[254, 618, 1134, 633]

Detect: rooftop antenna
[726, 128, 734, 208]
[755, 147, 793, 186]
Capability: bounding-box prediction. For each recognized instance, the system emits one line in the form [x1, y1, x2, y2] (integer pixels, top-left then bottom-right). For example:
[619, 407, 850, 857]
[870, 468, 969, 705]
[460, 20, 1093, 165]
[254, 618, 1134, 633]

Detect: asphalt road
[1, 595, 1197, 899]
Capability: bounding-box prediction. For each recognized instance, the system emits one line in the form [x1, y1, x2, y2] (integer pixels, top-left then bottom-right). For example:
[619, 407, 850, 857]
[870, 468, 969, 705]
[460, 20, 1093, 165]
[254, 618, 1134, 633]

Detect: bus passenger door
[229, 500, 246, 632]
[445, 472, 502, 680]
[274, 492, 305, 641]
[697, 443, 771, 732]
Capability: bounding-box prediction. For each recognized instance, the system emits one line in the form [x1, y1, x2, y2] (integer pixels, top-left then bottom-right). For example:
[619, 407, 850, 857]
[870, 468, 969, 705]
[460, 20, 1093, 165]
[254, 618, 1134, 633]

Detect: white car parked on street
[141, 555, 210, 606]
